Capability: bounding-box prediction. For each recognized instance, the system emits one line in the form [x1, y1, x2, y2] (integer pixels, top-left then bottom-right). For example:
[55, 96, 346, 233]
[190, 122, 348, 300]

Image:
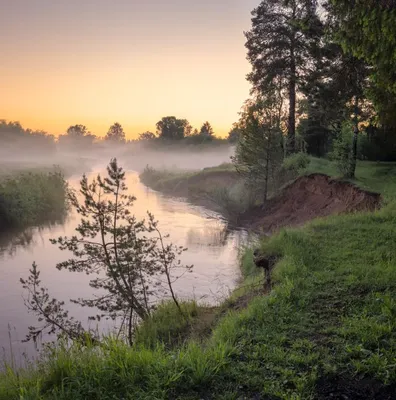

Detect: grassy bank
[140, 164, 257, 224]
[0, 169, 69, 230]
[306, 157, 396, 202]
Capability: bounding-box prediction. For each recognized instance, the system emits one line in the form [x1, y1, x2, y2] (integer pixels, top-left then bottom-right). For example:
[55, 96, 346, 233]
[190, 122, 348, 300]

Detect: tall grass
[206, 181, 257, 225]
[0, 169, 69, 229]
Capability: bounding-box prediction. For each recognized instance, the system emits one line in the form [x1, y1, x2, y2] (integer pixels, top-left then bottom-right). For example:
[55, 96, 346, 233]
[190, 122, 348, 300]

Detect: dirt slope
[243, 174, 382, 232]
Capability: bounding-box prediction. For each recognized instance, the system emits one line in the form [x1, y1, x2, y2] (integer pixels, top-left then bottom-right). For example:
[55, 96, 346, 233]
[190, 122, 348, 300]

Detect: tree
[232, 97, 284, 202]
[66, 124, 89, 137]
[156, 117, 189, 140]
[227, 126, 242, 143]
[330, 0, 396, 128]
[245, 0, 322, 154]
[300, 39, 370, 160]
[105, 122, 126, 143]
[21, 159, 192, 345]
[138, 131, 156, 141]
[199, 122, 215, 138]
[331, 0, 396, 94]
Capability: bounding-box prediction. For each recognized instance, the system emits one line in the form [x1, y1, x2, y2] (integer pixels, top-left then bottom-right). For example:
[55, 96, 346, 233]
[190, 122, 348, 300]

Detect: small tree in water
[21, 159, 192, 345]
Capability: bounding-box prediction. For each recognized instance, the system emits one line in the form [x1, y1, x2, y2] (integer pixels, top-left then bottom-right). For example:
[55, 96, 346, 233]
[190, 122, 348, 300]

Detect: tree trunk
[264, 126, 271, 202]
[287, 40, 296, 155]
[347, 95, 359, 178]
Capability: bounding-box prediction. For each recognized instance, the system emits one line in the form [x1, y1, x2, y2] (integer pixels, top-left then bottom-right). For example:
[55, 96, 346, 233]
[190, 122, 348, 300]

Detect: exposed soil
[242, 174, 381, 232]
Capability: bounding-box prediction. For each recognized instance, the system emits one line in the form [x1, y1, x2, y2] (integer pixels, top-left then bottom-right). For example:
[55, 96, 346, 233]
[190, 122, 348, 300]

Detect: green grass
[0, 169, 69, 229]
[306, 157, 396, 201]
[134, 301, 217, 350]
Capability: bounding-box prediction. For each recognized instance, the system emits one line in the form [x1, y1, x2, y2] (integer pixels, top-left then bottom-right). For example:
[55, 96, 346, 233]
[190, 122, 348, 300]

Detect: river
[0, 166, 246, 365]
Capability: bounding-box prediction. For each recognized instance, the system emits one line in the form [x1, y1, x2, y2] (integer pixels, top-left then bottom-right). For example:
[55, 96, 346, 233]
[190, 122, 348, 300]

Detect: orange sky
[1, 0, 259, 139]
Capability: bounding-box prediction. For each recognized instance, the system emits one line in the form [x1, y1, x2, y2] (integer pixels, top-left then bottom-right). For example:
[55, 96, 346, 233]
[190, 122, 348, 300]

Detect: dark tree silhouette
[105, 123, 126, 143]
[156, 117, 190, 140]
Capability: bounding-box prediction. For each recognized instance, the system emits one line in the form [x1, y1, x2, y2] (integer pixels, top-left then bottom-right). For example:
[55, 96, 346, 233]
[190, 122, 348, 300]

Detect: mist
[0, 134, 235, 178]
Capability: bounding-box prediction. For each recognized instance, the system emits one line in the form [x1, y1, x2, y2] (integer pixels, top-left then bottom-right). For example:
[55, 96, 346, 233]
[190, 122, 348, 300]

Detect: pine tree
[199, 122, 215, 139]
[245, 0, 322, 154]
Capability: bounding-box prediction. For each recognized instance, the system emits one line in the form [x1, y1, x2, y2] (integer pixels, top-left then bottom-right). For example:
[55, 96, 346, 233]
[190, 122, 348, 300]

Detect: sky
[0, 0, 259, 139]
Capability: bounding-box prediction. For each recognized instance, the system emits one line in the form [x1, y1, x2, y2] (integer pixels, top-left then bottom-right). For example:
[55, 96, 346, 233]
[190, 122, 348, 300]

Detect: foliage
[21, 159, 192, 345]
[207, 181, 257, 226]
[232, 97, 284, 201]
[245, 0, 322, 154]
[156, 116, 190, 140]
[329, 0, 396, 128]
[199, 121, 214, 139]
[58, 124, 97, 149]
[330, 121, 355, 177]
[0, 119, 56, 154]
[282, 152, 310, 174]
[359, 125, 396, 161]
[227, 125, 241, 143]
[0, 169, 68, 229]
[331, 0, 396, 94]
[104, 122, 126, 143]
[66, 124, 89, 137]
[138, 131, 156, 141]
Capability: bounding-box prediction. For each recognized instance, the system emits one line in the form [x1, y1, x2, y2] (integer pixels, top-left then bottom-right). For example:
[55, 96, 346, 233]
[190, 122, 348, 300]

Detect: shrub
[282, 152, 310, 173]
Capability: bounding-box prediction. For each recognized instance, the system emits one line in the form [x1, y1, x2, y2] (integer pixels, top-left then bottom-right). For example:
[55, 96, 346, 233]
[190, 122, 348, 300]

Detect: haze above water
[0, 145, 247, 364]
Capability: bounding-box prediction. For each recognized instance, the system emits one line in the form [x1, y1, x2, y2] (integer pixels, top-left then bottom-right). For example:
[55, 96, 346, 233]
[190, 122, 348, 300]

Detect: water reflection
[0, 215, 68, 257]
[186, 224, 230, 248]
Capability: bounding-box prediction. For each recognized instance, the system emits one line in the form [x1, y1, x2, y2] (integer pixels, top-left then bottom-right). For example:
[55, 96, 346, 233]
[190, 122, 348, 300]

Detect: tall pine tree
[245, 0, 322, 154]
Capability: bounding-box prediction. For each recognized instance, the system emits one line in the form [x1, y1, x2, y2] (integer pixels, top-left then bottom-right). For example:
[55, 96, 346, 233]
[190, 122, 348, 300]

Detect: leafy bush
[282, 152, 310, 173]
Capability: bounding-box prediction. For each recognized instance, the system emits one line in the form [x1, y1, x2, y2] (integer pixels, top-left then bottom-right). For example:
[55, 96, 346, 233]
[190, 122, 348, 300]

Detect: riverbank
[140, 163, 241, 215]
[2, 160, 396, 399]
[140, 160, 383, 232]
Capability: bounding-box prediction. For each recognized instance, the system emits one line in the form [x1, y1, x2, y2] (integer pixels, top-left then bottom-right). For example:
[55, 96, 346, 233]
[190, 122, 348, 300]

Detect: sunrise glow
[1, 0, 259, 138]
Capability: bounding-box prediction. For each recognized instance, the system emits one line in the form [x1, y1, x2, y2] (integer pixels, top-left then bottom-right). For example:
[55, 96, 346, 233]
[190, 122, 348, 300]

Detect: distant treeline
[0, 117, 237, 156]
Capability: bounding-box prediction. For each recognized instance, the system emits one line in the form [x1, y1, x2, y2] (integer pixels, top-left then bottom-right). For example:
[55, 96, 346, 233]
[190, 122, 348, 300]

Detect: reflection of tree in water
[185, 223, 232, 248]
[0, 215, 68, 257]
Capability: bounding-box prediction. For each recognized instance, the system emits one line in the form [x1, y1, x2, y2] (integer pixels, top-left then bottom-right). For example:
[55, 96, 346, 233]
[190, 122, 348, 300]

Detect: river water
[0, 167, 246, 364]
